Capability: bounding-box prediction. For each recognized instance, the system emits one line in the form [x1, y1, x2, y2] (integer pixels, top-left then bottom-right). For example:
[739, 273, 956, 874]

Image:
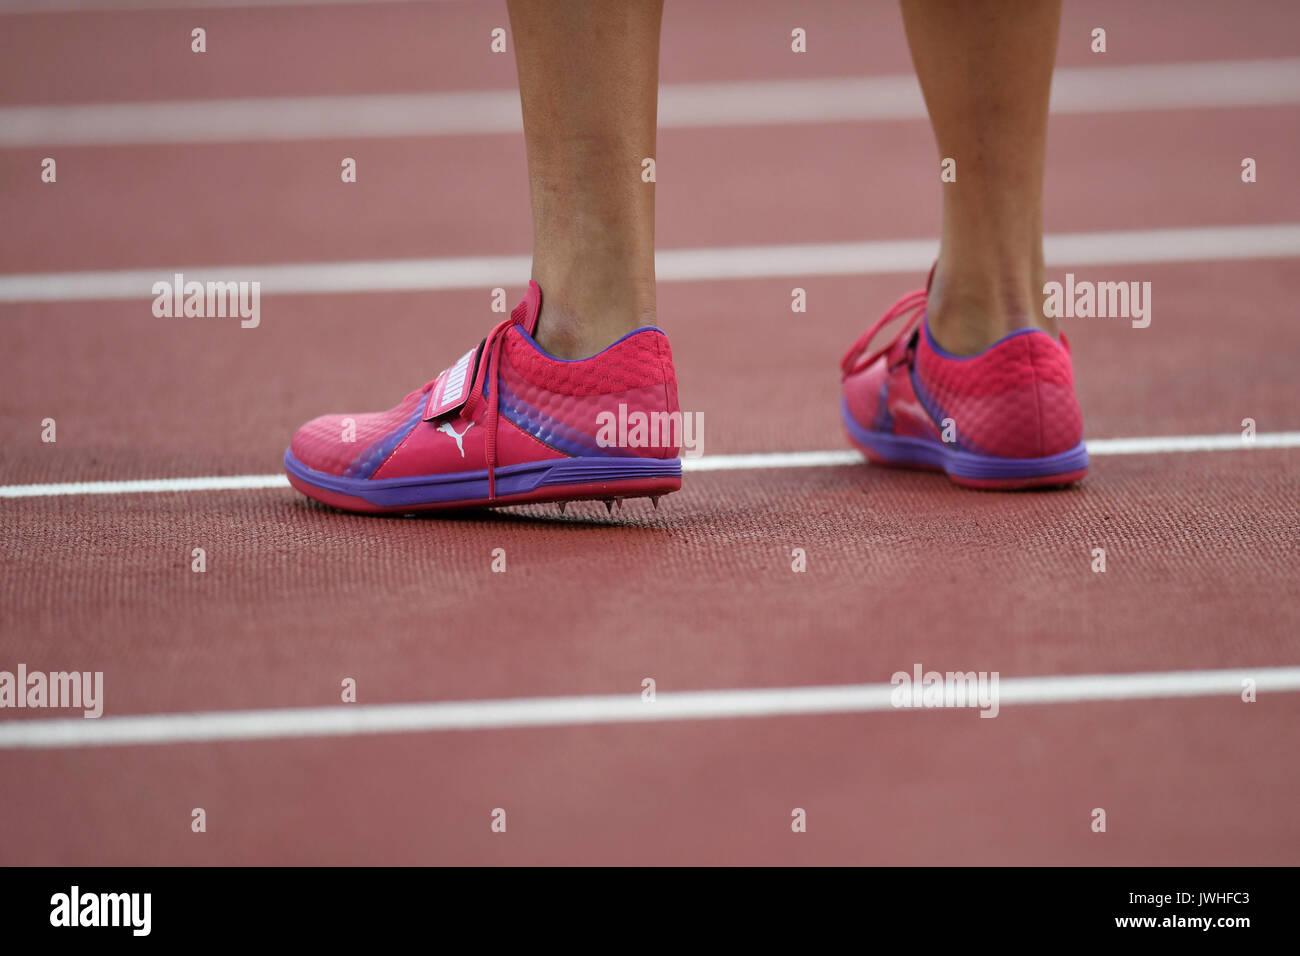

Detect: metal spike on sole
[650, 496, 660, 510]
[603, 499, 614, 514]
[557, 501, 566, 514]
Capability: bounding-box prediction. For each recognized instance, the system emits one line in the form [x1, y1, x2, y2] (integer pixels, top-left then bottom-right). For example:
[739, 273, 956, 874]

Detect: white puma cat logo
[437, 420, 474, 457]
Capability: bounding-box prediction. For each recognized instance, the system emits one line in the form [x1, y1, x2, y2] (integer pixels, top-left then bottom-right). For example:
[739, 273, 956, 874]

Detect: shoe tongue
[511, 280, 542, 335]
[422, 281, 542, 422]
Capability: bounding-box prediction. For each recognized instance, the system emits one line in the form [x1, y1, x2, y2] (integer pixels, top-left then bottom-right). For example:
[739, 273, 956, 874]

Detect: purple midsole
[841, 400, 1088, 479]
[285, 449, 681, 507]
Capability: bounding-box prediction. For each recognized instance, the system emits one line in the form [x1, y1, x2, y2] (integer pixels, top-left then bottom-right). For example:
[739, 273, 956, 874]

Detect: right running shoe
[840, 280, 1087, 489]
[285, 281, 683, 513]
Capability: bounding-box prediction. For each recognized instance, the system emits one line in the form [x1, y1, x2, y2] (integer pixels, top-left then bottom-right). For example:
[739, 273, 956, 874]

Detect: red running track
[0, 0, 1298, 865]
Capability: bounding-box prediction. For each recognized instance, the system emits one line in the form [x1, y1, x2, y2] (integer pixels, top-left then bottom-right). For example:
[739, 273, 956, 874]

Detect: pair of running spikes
[284, 278, 1087, 514]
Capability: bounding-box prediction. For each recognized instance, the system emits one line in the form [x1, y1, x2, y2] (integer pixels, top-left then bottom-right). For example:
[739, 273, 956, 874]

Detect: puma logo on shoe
[437, 421, 474, 457]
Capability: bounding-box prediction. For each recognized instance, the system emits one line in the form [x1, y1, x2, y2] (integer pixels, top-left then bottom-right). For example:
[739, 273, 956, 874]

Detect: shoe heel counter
[605, 329, 681, 460]
[502, 327, 683, 461]
[918, 329, 1082, 459]
[1027, 334, 1084, 457]
[655, 332, 682, 459]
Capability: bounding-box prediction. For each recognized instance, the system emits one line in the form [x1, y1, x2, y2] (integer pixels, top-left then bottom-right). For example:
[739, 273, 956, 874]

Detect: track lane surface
[1, 0, 1297, 867]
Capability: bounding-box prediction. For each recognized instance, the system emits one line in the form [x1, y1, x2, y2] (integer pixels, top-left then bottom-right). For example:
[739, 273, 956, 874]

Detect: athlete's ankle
[528, 278, 657, 360]
[925, 257, 1055, 356]
[531, 302, 649, 359]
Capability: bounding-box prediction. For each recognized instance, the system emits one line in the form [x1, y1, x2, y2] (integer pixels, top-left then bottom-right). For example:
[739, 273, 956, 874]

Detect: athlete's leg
[839, 0, 1083, 487]
[900, 0, 1061, 356]
[286, 1, 679, 512]
[507, 0, 664, 359]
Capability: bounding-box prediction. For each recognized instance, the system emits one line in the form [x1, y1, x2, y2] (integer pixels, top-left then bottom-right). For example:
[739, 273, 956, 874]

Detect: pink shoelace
[839, 288, 928, 379]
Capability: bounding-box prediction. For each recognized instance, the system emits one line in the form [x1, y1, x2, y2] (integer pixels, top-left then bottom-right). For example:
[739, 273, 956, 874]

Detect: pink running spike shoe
[286, 281, 682, 513]
[840, 278, 1088, 489]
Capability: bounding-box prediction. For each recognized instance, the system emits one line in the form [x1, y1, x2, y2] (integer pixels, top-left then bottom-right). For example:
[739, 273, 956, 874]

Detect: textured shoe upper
[290, 281, 680, 480]
[290, 387, 428, 480]
[842, 286, 1084, 460]
[496, 329, 679, 460]
[914, 323, 1083, 458]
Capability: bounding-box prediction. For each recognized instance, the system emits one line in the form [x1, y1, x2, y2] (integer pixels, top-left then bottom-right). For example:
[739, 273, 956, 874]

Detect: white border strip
[3, 433, 1297, 499]
[0, 0, 444, 11]
[2, 667, 1296, 749]
[2, 59, 1298, 146]
[3, 224, 1299, 303]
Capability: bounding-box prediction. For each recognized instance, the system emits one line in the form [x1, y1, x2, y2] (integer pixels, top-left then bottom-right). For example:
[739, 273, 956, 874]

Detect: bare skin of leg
[506, 0, 664, 360]
[900, 0, 1062, 356]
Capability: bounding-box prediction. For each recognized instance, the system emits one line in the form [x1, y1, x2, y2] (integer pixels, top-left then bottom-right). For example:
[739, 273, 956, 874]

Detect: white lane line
[3, 433, 1297, 499]
[1084, 433, 1300, 455]
[686, 451, 864, 473]
[688, 432, 1300, 470]
[2, 58, 1298, 146]
[3, 223, 1299, 303]
[0, 474, 293, 498]
[1, 667, 1295, 749]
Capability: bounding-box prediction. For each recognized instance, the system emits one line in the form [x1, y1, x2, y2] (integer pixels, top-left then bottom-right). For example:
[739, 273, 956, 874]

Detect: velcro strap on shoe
[423, 346, 478, 420]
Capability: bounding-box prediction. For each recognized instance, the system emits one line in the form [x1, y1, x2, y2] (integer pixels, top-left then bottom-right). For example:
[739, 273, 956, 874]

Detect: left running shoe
[840, 274, 1088, 489]
[285, 281, 683, 513]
